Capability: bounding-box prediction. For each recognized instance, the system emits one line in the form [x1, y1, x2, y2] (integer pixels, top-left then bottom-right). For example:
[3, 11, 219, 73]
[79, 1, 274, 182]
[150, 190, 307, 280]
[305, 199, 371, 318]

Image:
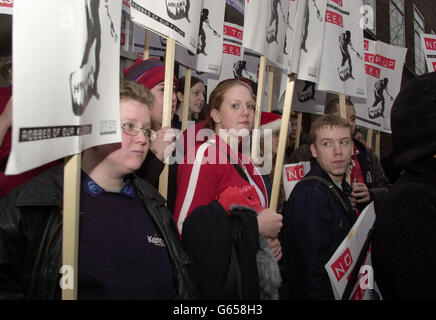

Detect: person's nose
[135, 130, 148, 145]
[333, 142, 343, 155]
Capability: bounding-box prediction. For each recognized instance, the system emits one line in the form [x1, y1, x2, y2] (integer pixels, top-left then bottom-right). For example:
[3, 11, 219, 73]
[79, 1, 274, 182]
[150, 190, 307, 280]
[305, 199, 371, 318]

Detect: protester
[174, 79, 283, 299]
[280, 114, 356, 299]
[0, 80, 196, 299]
[372, 71, 436, 299]
[258, 111, 286, 212]
[353, 127, 366, 146]
[289, 98, 391, 213]
[173, 76, 206, 130]
[284, 111, 308, 161]
[123, 58, 178, 186]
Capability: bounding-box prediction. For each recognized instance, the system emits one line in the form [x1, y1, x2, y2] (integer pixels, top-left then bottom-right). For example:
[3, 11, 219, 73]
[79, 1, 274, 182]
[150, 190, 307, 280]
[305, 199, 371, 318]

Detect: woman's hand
[257, 208, 283, 239]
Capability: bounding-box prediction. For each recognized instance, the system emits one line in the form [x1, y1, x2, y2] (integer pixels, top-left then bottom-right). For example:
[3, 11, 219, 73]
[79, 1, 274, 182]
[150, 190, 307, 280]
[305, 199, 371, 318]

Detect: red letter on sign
[286, 165, 304, 182]
[331, 248, 353, 282]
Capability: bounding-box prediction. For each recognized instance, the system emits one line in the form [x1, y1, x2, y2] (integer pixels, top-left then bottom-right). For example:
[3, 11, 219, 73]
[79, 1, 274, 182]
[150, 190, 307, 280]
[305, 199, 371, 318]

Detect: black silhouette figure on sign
[267, 0, 286, 44]
[297, 81, 316, 103]
[165, 0, 190, 22]
[69, 0, 118, 116]
[368, 78, 394, 119]
[337, 30, 362, 81]
[301, 0, 322, 53]
[233, 60, 254, 80]
[196, 8, 221, 56]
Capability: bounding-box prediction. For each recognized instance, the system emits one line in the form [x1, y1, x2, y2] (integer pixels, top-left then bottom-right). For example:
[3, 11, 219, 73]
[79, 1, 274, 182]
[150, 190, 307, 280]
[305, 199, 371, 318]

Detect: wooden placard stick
[366, 128, 373, 149]
[270, 74, 296, 212]
[143, 29, 151, 60]
[181, 68, 192, 132]
[158, 37, 176, 198]
[338, 93, 350, 184]
[294, 111, 303, 150]
[61, 153, 81, 300]
[339, 93, 347, 119]
[375, 130, 380, 158]
[251, 55, 267, 159]
[266, 66, 275, 112]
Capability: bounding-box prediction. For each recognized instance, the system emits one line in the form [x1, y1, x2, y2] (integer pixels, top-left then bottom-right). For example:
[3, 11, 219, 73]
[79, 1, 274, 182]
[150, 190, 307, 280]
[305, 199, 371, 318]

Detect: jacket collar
[310, 160, 352, 195]
[15, 165, 167, 208]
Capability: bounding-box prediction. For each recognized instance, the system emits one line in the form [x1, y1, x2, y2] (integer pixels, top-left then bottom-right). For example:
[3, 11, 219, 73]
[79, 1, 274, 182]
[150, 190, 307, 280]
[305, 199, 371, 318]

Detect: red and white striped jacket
[173, 135, 268, 235]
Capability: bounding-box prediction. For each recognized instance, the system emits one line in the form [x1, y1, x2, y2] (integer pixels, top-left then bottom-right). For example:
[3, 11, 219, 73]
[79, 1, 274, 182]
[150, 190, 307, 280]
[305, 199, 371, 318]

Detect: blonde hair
[120, 79, 155, 107]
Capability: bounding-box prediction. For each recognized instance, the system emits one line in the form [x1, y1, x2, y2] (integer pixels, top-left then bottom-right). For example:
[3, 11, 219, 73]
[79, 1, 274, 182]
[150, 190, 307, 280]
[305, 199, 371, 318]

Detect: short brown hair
[309, 114, 351, 143]
[120, 79, 155, 108]
[204, 79, 255, 131]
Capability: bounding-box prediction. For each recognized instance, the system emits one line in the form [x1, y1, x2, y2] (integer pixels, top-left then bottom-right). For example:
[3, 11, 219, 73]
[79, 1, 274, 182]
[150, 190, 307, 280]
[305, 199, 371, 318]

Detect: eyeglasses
[121, 122, 153, 139]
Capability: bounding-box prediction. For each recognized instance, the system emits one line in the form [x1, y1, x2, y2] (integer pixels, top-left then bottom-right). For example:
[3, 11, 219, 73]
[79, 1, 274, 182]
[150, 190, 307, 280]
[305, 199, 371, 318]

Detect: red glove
[216, 185, 263, 214]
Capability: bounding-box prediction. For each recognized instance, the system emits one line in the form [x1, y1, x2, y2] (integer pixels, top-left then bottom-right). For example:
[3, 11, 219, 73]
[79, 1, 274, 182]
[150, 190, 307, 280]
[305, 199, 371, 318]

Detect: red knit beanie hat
[123, 57, 178, 90]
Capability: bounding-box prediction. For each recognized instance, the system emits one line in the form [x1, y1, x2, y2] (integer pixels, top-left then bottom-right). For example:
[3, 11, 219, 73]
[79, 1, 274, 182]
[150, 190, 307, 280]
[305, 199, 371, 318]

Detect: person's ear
[310, 143, 318, 159]
[210, 108, 221, 124]
[176, 92, 184, 103]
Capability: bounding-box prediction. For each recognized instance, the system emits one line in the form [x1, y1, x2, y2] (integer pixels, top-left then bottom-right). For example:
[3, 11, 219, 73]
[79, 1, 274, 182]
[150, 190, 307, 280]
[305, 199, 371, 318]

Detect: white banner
[354, 39, 407, 133]
[318, 0, 366, 99]
[243, 0, 289, 68]
[296, 0, 327, 83]
[175, 0, 225, 75]
[287, 0, 305, 74]
[278, 75, 326, 114]
[325, 202, 382, 300]
[281, 0, 298, 72]
[421, 33, 436, 73]
[129, 0, 202, 53]
[282, 161, 311, 200]
[6, 0, 121, 175]
[207, 0, 245, 99]
[0, 0, 13, 15]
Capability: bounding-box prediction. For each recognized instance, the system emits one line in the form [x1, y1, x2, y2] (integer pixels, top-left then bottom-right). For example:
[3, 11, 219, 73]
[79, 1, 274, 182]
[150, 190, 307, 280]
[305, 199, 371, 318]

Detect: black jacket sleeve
[135, 151, 165, 187]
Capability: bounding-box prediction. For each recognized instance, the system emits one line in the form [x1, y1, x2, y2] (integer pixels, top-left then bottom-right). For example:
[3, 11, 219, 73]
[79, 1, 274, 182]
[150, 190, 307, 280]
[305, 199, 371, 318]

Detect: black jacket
[372, 157, 436, 299]
[181, 200, 261, 300]
[280, 161, 356, 299]
[0, 165, 197, 300]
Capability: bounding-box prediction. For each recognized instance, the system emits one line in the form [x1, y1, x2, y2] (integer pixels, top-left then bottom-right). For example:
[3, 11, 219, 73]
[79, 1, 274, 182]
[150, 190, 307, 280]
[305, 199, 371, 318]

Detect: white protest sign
[0, 0, 12, 15]
[282, 161, 311, 200]
[287, 0, 306, 74]
[176, 0, 226, 75]
[318, 0, 366, 99]
[421, 33, 436, 72]
[207, 0, 245, 99]
[278, 75, 326, 114]
[325, 202, 382, 300]
[296, 0, 327, 83]
[6, 0, 121, 175]
[281, 0, 298, 71]
[354, 39, 407, 133]
[178, 64, 209, 85]
[129, 0, 202, 53]
[243, 0, 289, 68]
